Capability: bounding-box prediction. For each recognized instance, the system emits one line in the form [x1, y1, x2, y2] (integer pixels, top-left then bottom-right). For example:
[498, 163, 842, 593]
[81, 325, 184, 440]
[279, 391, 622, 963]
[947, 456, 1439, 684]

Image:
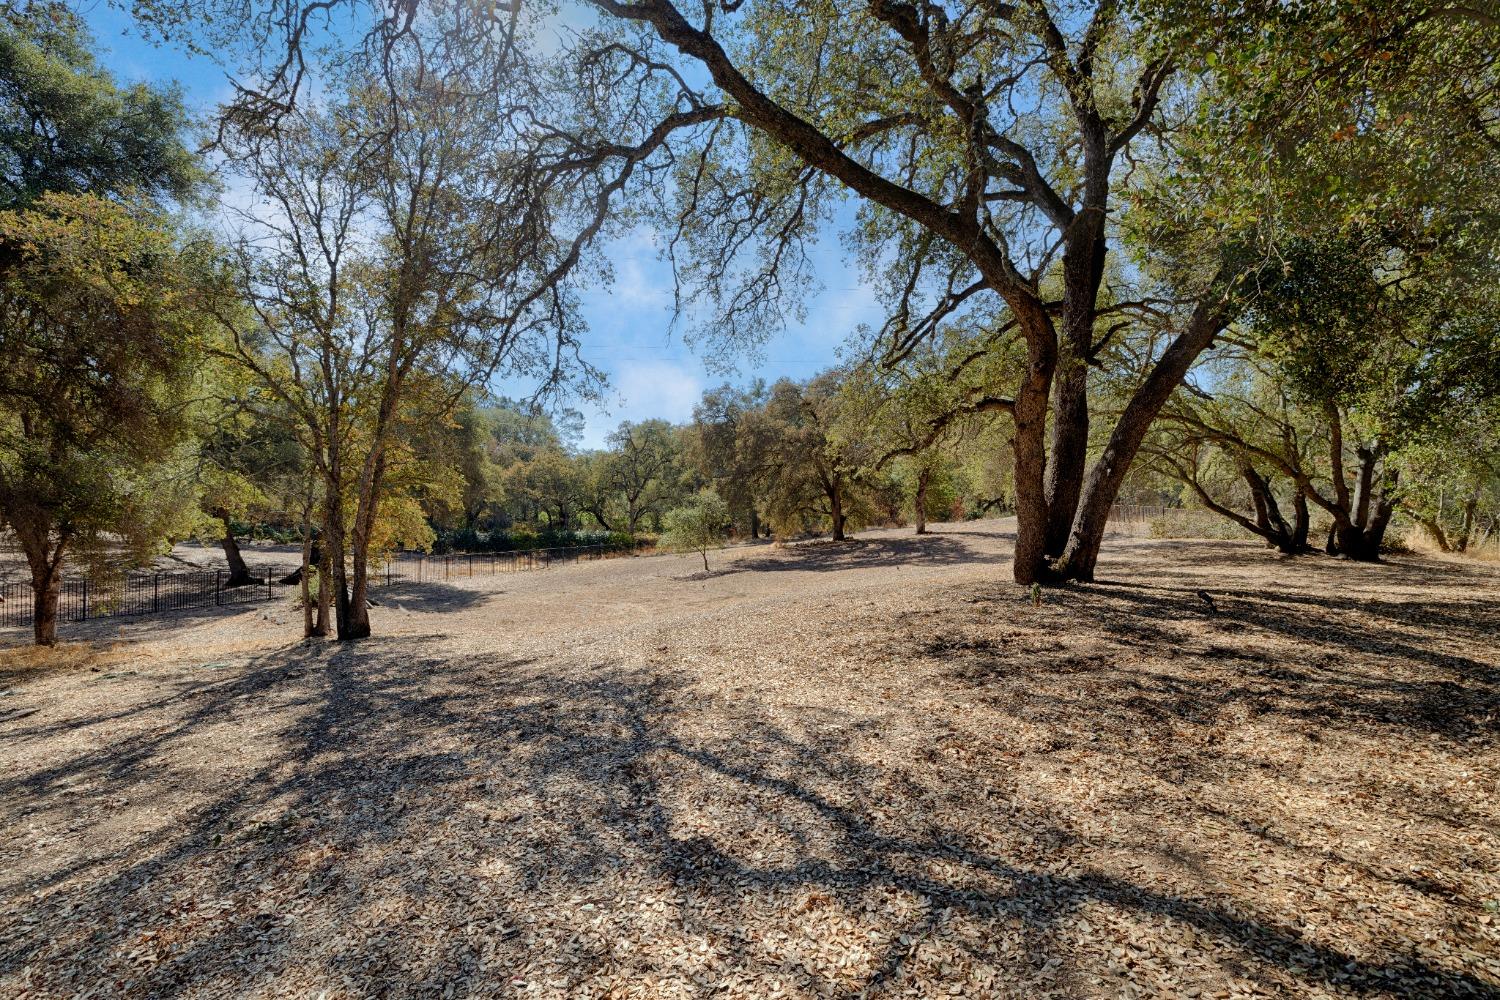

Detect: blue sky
[74, 1, 871, 449]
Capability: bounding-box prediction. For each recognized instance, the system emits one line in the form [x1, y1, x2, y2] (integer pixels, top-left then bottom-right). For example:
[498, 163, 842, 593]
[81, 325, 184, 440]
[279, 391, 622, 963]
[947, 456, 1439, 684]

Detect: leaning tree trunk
[1052, 298, 1228, 581]
[1239, 466, 1308, 555]
[214, 508, 255, 587]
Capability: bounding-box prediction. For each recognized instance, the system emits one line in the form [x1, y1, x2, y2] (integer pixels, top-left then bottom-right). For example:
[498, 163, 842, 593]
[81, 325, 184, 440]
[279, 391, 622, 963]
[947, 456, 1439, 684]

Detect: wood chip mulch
[1, 522, 1497, 999]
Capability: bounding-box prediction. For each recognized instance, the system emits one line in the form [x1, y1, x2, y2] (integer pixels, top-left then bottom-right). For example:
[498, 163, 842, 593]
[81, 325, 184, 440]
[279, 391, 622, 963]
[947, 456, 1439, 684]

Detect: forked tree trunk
[1050, 300, 1229, 581]
[1326, 450, 1398, 562]
[1291, 491, 1310, 551]
[1239, 467, 1309, 555]
[1457, 493, 1480, 553]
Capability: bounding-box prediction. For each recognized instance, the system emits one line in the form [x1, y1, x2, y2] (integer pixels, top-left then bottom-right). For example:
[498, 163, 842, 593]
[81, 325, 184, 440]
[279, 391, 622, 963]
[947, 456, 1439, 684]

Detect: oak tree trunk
[13, 515, 68, 646]
[30, 560, 62, 647]
[829, 483, 847, 542]
[914, 467, 930, 535]
[1010, 319, 1057, 585]
[215, 509, 255, 587]
[1051, 300, 1228, 581]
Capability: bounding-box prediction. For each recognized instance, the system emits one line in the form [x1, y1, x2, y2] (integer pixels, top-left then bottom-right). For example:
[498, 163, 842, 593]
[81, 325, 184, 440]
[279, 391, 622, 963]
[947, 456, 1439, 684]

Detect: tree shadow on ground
[368, 580, 494, 614]
[735, 533, 983, 574]
[2, 611, 1496, 998]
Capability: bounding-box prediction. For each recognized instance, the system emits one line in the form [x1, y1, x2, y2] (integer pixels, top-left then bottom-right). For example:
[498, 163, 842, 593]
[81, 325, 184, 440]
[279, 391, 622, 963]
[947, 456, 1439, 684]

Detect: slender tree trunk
[829, 483, 847, 541]
[299, 495, 320, 638]
[324, 484, 350, 638]
[914, 466, 930, 535]
[1291, 490, 1310, 552]
[342, 445, 391, 641]
[315, 539, 332, 636]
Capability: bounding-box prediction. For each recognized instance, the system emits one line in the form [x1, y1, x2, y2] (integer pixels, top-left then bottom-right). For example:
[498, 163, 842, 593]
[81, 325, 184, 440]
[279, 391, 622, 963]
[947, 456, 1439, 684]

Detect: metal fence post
[81, 579, 89, 622]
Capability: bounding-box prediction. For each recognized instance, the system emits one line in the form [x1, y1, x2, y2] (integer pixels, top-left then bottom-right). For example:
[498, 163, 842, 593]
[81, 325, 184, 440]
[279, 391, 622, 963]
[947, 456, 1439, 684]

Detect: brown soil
[2, 519, 1497, 999]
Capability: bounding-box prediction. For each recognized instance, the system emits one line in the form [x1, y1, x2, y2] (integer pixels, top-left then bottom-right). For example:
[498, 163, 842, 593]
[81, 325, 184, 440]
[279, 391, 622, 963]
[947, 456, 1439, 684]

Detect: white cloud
[579, 359, 704, 448]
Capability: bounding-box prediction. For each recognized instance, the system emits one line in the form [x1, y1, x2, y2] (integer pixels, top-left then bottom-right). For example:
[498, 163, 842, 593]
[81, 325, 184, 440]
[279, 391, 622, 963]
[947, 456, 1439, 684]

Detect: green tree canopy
[0, 2, 201, 211]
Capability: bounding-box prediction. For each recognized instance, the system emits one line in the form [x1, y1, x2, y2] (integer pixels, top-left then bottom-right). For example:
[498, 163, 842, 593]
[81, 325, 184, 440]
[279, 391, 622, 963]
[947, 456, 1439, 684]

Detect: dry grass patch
[0, 640, 132, 685]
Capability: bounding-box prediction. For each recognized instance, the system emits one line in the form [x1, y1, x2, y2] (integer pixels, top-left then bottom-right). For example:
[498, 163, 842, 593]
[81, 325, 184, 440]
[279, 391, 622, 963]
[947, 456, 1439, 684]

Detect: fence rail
[1106, 504, 1180, 524]
[0, 542, 640, 631]
[379, 542, 635, 584]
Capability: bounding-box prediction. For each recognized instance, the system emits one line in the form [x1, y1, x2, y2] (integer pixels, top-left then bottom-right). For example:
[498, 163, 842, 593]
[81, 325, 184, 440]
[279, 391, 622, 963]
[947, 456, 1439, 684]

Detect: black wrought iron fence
[0, 569, 277, 629]
[380, 542, 635, 583]
[1106, 504, 1179, 524]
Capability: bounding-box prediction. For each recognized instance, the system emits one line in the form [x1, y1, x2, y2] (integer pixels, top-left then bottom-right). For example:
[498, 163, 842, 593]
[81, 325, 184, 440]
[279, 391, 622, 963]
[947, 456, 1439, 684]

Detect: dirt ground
[1, 519, 1497, 999]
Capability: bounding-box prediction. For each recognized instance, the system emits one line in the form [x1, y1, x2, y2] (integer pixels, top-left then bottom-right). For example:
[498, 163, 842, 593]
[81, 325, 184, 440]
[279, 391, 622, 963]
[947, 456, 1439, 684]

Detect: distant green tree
[689, 382, 772, 538]
[661, 488, 730, 572]
[582, 420, 690, 534]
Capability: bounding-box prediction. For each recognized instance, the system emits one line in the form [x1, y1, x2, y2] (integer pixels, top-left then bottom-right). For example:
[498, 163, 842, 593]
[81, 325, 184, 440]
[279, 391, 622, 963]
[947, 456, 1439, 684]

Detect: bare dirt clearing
[2, 520, 1498, 999]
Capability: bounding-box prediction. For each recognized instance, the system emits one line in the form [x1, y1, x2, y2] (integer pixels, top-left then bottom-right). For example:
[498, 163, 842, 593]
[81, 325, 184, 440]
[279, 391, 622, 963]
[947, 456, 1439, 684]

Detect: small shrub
[661, 489, 731, 572]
